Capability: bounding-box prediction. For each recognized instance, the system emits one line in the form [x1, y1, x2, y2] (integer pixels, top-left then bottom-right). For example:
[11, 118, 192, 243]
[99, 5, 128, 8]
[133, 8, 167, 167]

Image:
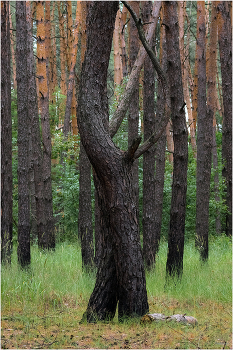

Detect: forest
[1, 1, 232, 349]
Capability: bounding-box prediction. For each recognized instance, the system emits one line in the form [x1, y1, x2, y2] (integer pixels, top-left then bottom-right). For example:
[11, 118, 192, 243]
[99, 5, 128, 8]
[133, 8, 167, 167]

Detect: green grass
[1, 235, 232, 349]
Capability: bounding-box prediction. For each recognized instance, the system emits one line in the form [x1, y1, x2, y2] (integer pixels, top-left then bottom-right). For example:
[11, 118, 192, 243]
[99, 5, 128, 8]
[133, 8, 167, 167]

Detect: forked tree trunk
[78, 2, 148, 322]
[16, 1, 31, 268]
[164, 1, 188, 279]
[1, 1, 13, 264]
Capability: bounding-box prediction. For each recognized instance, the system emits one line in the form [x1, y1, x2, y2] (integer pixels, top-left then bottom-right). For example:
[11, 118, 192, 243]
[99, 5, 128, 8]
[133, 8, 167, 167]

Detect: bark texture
[195, 1, 210, 261]
[16, 1, 31, 268]
[26, 1, 45, 247]
[78, 2, 148, 322]
[37, 0, 55, 250]
[142, 1, 156, 270]
[217, 1, 232, 236]
[164, 1, 188, 278]
[1, 1, 13, 264]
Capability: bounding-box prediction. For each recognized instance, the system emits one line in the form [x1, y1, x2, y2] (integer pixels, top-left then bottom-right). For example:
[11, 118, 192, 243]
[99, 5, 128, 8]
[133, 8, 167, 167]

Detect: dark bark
[78, 2, 148, 321]
[195, 2, 211, 261]
[128, 2, 140, 223]
[164, 1, 188, 278]
[1, 1, 13, 264]
[37, 1, 55, 250]
[26, 1, 45, 245]
[142, 1, 157, 270]
[94, 184, 102, 268]
[78, 142, 94, 269]
[16, 1, 31, 268]
[153, 25, 167, 260]
[217, 1, 232, 236]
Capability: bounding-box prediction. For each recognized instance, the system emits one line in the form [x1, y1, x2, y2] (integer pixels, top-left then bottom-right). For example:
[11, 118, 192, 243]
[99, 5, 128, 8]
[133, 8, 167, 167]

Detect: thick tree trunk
[195, 1, 211, 261]
[1, 1, 13, 264]
[78, 2, 148, 321]
[16, 1, 31, 268]
[217, 1, 232, 236]
[164, 1, 188, 278]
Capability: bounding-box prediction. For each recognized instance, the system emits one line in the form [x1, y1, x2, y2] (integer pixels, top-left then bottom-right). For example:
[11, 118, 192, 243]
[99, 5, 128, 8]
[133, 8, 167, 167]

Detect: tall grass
[2, 235, 232, 316]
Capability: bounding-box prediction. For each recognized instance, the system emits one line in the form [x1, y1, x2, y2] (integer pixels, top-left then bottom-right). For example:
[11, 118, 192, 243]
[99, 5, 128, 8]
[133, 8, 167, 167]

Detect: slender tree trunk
[9, 7, 17, 90]
[63, 3, 80, 137]
[128, 1, 140, 223]
[195, 1, 211, 261]
[164, 1, 188, 279]
[217, 1, 232, 236]
[58, 2, 67, 97]
[1, 1, 13, 264]
[142, 1, 156, 270]
[37, 0, 55, 250]
[120, 5, 128, 78]
[49, 2, 57, 104]
[154, 5, 166, 259]
[26, 1, 46, 247]
[113, 9, 123, 92]
[16, 1, 31, 268]
[206, 2, 221, 234]
[78, 2, 148, 321]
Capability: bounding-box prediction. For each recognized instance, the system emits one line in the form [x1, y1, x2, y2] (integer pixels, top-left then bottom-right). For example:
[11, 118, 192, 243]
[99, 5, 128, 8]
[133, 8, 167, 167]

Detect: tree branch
[124, 136, 142, 161]
[109, 1, 162, 138]
[122, 1, 171, 159]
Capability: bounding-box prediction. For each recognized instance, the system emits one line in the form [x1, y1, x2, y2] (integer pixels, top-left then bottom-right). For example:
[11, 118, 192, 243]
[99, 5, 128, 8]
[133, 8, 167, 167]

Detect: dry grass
[2, 236, 232, 349]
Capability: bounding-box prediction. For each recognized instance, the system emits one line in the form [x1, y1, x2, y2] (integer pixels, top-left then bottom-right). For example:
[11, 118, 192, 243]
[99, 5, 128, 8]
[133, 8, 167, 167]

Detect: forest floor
[2, 236, 232, 349]
[1, 296, 232, 349]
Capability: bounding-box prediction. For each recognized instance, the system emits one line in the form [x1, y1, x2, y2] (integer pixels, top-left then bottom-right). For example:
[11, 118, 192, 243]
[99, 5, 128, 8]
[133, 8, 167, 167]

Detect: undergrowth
[1, 235, 232, 349]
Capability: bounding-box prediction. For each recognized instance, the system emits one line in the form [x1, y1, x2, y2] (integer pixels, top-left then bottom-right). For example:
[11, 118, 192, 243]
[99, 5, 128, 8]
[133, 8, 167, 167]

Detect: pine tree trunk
[78, 143, 94, 269]
[37, 0, 55, 250]
[1, 1, 13, 264]
[142, 1, 157, 270]
[164, 1, 188, 278]
[217, 1, 232, 236]
[16, 1, 31, 268]
[128, 1, 140, 223]
[26, 1, 45, 247]
[195, 1, 211, 261]
[78, 2, 148, 321]
[154, 6, 166, 259]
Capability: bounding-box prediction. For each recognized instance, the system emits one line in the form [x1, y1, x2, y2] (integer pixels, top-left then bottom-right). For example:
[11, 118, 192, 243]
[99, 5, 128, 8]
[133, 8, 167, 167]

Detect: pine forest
[1, 1, 232, 349]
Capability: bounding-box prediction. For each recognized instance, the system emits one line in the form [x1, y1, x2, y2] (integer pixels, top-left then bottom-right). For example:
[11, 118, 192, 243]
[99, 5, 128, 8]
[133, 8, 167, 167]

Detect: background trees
[2, 0, 231, 317]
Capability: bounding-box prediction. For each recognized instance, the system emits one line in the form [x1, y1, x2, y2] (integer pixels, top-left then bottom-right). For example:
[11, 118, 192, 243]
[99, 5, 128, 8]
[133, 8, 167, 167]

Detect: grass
[1, 235, 232, 349]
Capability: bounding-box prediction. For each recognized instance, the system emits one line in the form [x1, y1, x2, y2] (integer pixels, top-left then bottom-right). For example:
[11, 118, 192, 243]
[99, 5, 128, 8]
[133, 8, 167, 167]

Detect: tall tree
[153, 5, 167, 260]
[142, 1, 157, 269]
[80, 0, 170, 322]
[206, 2, 221, 234]
[78, 2, 149, 322]
[217, 1, 232, 236]
[37, 0, 55, 249]
[128, 1, 140, 222]
[1, 1, 13, 264]
[16, 1, 31, 268]
[164, 1, 188, 279]
[26, 1, 45, 247]
[195, 1, 211, 261]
